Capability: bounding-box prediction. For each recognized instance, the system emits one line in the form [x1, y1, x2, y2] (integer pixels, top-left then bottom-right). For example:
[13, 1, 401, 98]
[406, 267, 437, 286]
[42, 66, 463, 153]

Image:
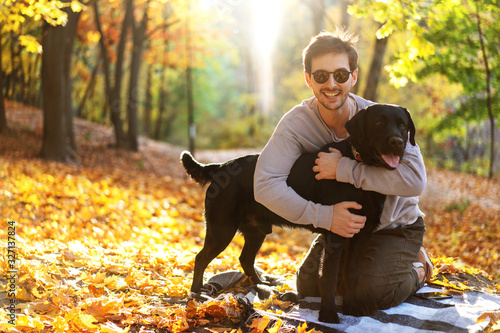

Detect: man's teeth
[324, 91, 341, 97]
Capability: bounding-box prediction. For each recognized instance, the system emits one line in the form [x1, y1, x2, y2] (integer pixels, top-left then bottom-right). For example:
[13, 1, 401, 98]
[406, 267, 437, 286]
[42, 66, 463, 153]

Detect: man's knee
[343, 274, 397, 315]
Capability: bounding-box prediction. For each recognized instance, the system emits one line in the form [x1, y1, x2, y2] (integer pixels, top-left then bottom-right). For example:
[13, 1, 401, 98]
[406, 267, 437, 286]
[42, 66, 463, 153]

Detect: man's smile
[322, 90, 341, 98]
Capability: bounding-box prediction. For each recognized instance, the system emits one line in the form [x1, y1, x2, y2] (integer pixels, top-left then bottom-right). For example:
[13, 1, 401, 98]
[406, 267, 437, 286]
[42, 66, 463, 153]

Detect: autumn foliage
[1, 102, 499, 332]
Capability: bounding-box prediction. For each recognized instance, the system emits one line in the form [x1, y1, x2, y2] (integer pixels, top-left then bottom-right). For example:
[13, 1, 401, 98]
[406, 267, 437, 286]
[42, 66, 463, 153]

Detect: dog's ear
[403, 107, 416, 146]
[345, 107, 367, 142]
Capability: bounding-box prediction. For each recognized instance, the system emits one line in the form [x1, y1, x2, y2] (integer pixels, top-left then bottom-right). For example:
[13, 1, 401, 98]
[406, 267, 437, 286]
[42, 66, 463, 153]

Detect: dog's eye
[376, 120, 384, 126]
[399, 123, 406, 130]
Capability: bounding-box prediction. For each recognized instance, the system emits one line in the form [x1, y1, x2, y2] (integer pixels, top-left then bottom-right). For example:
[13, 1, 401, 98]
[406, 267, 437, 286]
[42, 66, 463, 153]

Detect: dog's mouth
[381, 154, 400, 169]
[371, 147, 404, 169]
[352, 145, 402, 169]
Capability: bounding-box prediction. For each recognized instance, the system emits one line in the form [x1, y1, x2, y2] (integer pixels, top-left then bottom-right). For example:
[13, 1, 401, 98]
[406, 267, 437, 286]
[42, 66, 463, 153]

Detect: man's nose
[325, 73, 338, 86]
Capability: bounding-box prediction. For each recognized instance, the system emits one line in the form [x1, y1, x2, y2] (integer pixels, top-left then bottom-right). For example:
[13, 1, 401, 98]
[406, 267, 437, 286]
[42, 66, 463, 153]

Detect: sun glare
[198, 0, 212, 11]
[252, 0, 283, 114]
[199, 0, 283, 114]
[252, 0, 283, 58]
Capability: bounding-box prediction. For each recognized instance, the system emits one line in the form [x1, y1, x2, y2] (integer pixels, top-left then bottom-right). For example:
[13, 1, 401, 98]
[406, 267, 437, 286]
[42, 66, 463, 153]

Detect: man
[253, 28, 432, 314]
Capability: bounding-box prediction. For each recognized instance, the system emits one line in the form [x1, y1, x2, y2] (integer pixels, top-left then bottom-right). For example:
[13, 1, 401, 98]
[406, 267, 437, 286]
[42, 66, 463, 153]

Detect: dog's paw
[189, 291, 212, 302]
[318, 309, 340, 324]
[188, 291, 201, 299]
[278, 290, 300, 303]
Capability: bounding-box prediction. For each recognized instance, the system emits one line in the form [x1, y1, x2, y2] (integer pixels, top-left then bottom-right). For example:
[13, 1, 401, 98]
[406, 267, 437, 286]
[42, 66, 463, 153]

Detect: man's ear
[345, 107, 367, 143]
[350, 68, 358, 87]
[304, 71, 313, 88]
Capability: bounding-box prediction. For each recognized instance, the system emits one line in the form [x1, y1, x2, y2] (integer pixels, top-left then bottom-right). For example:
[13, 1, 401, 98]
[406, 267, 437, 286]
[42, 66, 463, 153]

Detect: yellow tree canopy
[0, 0, 85, 53]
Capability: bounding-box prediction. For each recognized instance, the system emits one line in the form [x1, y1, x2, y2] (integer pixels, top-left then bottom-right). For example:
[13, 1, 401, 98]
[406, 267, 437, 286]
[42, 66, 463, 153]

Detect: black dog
[181, 104, 415, 323]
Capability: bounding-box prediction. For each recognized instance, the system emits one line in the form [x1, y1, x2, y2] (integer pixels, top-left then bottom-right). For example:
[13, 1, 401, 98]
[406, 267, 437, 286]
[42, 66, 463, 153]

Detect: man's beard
[317, 88, 349, 111]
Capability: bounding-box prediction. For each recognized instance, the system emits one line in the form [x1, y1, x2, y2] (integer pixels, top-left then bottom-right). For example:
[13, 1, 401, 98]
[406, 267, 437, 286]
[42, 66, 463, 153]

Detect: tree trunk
[33, 54, 42, 107]
[143, 63, 153, 137]
[310, 0, 325, 34]
[94, 0, 129, 148]
[17, 41, 26, 102]
[64, 9, 81, 153]
[154, 68, 167, 140]
[0, 30, 6, 133]
[7, 31, 17, 99]
[40, 22, 68, 161]
[127, 0, 150, 152]
[40, 1, 80, 161]
[185, 0, 195, 153]
[77, 57, 100, 118]
[340, 0, 351, 27]
[362, 33, 389, 102]
[475, 2, 494, 178]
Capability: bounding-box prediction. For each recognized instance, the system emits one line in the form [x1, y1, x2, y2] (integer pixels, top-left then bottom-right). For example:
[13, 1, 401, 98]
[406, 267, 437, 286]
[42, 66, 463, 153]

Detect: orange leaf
[100, 321, 130, 333]
[248, 317, 271, 332]
[477, 310, 500, 324]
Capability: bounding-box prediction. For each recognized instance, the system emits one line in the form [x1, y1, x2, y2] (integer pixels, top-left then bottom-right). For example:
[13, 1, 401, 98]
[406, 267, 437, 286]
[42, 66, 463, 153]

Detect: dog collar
[351, 145, 363, 162]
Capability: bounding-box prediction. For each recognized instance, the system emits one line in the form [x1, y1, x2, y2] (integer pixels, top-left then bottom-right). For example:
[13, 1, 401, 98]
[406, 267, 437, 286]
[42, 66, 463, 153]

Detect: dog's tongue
[382, 154, 400, 168]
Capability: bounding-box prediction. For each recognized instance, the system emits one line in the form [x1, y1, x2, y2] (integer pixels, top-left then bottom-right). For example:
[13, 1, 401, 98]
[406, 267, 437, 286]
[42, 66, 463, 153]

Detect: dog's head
[345, 104, 416, 169]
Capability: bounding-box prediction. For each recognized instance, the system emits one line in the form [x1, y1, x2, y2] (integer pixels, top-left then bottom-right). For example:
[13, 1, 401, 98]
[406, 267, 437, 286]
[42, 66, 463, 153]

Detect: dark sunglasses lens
[313, 71, 329, 84]
[334, 70, 350, 83]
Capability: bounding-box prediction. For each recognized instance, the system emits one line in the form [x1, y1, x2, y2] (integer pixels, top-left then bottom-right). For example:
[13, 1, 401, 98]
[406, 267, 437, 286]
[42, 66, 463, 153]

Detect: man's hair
[302, 27, 359, 74]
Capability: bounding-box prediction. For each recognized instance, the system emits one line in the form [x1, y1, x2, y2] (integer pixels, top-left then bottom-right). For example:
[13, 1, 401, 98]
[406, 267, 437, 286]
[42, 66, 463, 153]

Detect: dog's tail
[180, 151, 221, 185]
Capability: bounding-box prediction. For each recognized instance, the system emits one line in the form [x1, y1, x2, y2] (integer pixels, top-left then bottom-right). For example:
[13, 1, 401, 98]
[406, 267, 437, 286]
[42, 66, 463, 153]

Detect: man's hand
[313, 147, 342, 180]
[330, 201, 366, 238]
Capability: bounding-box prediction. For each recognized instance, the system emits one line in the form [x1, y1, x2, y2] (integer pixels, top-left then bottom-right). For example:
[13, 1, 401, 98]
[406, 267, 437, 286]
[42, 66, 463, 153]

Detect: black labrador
[181, 104, 416, 323]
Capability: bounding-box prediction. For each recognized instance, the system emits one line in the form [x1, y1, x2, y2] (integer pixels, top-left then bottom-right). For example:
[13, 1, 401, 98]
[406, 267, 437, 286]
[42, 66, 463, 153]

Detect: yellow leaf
[100, 321, 129, 333]
[84, 296, 124, 319]
[16, 314, 44, 330]
[0, 322, 20, 333]
[87, 31, 101, 44]
[83, 271, 107, 284]
[296, 322, 322, 333]
[52, 316, 69, 332]
[268, 318, 283, 333]
[16, 287, 35, 302]
[19, 35, 42, 54]
[71, 0, 85, 12]
[74, 313, 99, 331]
[297, 322, 309, 333]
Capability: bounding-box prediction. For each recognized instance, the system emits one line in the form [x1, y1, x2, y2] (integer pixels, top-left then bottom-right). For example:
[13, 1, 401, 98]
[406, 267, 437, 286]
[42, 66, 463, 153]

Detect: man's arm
[318, 142, 426, 196]
[254, 133, 367, 237]
[254, 133, 334, 231]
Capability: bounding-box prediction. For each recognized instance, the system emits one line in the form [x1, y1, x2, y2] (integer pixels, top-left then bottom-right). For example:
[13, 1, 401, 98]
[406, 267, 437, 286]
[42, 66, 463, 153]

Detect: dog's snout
[389, 136, 404, 150]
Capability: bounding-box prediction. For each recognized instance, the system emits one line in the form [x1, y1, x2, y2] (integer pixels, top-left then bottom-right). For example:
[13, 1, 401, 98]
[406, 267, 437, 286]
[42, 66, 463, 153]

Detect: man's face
[304, 52, 358, 112]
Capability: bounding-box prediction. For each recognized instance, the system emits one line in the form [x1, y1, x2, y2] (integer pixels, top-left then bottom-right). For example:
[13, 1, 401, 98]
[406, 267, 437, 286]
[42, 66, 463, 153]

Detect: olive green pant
[296, 217, 425, 315]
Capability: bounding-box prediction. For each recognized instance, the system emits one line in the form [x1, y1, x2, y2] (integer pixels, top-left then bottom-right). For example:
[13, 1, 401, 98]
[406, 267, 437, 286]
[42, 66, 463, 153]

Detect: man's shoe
[414, 246, 434, 288]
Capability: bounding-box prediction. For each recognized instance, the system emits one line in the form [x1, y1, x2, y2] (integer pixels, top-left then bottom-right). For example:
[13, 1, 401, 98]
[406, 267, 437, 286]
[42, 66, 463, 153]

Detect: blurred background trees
[0, 0, 498, 177]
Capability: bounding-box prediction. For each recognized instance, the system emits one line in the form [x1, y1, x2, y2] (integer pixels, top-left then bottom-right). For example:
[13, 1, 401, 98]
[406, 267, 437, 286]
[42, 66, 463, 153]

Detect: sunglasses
[311, 69, 353, 84]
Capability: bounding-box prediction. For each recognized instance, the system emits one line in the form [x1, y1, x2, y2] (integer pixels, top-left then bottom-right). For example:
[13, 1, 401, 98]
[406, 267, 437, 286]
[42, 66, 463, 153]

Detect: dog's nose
[389, 137, 404, 150]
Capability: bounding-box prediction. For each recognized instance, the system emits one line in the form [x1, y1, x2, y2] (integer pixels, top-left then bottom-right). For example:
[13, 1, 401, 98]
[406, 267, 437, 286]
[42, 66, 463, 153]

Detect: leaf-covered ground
[0, 101, 499, 332]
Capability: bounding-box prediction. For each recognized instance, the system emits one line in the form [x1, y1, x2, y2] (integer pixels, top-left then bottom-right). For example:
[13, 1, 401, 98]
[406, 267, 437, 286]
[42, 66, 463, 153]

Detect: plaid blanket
[200, 271, 500, 332]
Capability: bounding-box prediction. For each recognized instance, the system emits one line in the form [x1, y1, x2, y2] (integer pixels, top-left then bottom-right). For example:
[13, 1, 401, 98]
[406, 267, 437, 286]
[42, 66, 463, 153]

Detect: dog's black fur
[181, 104, 416, 323]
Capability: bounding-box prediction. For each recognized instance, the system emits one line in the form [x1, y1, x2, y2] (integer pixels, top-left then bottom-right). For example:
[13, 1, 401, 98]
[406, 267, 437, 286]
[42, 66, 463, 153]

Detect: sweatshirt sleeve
[336, 142, 426, 197]
[254, 133, 333, 231]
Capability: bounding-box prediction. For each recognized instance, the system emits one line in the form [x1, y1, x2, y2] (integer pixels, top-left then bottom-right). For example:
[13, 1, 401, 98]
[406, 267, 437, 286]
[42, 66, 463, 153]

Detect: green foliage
[196, 115, 270, 149]
[348, 0, 499, 177]
[445, 198, 471, 214]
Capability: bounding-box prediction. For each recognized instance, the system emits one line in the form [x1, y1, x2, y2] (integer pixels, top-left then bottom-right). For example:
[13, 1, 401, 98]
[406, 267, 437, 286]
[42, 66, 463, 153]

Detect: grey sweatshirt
[254, 95, 425, 231]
